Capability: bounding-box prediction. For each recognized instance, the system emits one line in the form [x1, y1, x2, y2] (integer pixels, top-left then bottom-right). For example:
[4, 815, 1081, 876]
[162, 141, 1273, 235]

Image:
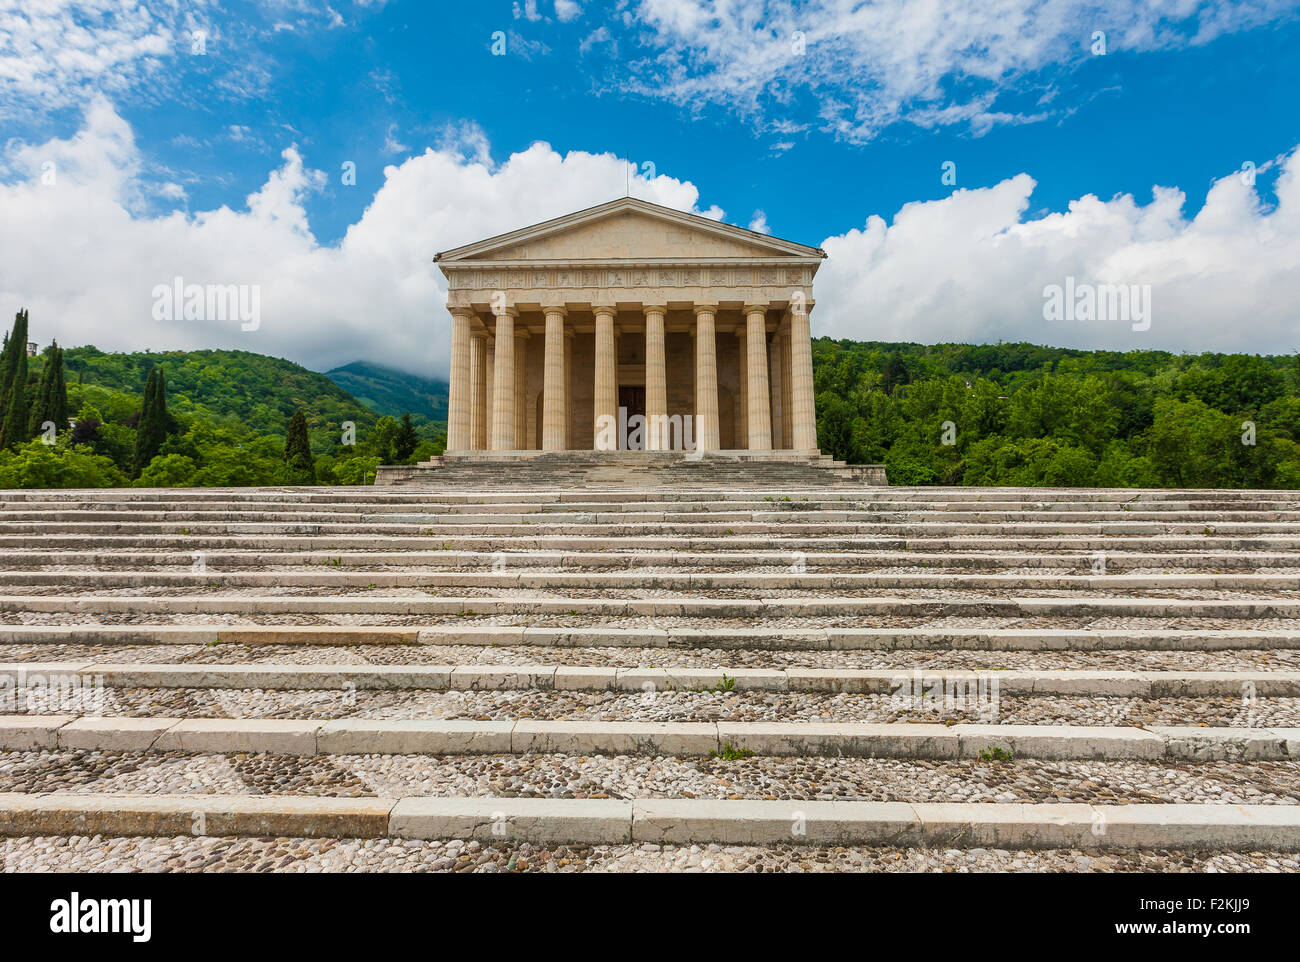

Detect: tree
[28, 342, 68, 440]
[0, 309, 29, 444]
[0, 343, 29, 449]
[880, 353, 909, 395]
[393, 412, 419, 462]
[133, 367, 165, 474]
[282, 410, 316, 484]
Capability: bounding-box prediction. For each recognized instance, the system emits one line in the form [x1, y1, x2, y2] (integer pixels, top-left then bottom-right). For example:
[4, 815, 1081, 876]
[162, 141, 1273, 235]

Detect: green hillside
[0, 322, 444, 488]
[325, 360, 447, 424]
[814, 339, 1300, 488]
[64, 347, 380, 448]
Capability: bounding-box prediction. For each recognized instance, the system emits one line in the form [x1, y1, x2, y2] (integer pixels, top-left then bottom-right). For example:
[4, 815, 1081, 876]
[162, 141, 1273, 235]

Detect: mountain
[62, 346, 381, 444]
[325, 361, 447, 424]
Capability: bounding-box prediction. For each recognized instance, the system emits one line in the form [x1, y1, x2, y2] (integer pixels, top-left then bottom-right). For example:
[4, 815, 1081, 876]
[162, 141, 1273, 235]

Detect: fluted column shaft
[513, 329, 529, 449]
[781, 327, 794, 449]
[736, 326, 748, 450]
[693, 306, 719, 452]
[542, 307, 567, 450]
[745, 305, 772, 449]
[643, 305, 667, 450]
[564, 330, 574, 448]
[789, 303, 817, 451]
[490, 310, 516, 450]
[470, 333, 488, 450]
[769, 325, 785, 451]
[447, 311, 473, 452]
[593, 307, 618, 450]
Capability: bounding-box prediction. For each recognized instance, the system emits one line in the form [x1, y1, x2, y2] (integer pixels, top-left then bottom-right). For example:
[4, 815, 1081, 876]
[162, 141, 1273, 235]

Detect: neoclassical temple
[439, 197, 822, 455]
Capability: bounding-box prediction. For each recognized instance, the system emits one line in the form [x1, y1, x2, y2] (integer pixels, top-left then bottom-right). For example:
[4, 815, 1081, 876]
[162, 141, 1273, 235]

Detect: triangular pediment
[437, 198, 824, 264]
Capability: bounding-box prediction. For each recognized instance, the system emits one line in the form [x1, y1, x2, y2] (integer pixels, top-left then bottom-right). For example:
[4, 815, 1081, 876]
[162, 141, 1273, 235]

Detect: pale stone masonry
[438, 197, 824, 454]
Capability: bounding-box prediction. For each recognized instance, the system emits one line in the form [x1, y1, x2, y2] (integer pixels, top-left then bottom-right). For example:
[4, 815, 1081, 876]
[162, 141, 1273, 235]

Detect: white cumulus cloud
[2, 101, 1298, 389]
[815, 156, 1300, 355]
[0, 99, 729, 377]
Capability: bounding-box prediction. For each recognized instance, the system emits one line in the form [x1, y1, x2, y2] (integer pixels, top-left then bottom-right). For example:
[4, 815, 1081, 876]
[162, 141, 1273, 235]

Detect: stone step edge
[2, 715, 1295, 761]
[0, 550, 1296, 567]
[3, 625, 1298, 650]
[5, 596, 1300, 617]
[4, 662, 1297, 697]
[0, 794, 1295, 849]
[5, 571, 1299, 590]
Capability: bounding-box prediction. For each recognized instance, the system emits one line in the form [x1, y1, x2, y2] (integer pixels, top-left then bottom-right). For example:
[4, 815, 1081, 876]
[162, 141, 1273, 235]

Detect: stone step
[12, 508, 1300, 523]
[9, 498, 1300, 514]
[3, 625, 1298, 650]
[6, 661, 1294, 696]
[3, 569, 1294, 591]
[4, 714, 1295, 760]
[2, 793, 1295, 849]
[4, 594, 1299, 618]
[8, 520, 1300, 536]
[9, 535, 1299, 553]
[0, 550, 1295, 570]
[6, 486, 1298, 502]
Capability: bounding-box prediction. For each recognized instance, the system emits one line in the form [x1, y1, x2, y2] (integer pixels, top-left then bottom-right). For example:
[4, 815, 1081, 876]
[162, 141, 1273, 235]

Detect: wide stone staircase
[0, 484, 1298, 872]
[376, 450, 888, 487]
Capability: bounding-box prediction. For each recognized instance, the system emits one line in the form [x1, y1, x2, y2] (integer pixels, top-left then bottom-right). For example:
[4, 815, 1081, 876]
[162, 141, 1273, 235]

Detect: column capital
[742, 303, 771, 317]
[513, 327, 531, 339]
[591, 302, 617, 317]
[450, 307, 478, 320]
[491, 304, 519, 319]
[692, 303, 719, 317]
[542, 304, 568, 318]
[641, 303, 667, 317]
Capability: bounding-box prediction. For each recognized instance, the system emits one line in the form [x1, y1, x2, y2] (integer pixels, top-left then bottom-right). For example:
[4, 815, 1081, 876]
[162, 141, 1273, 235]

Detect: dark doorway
[619, 385, 646, 450]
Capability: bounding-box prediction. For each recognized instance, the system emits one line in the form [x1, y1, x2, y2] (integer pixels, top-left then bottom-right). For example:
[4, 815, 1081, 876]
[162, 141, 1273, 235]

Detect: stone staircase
[375, 450, 887, 487]
[1, 483, 1298, 873]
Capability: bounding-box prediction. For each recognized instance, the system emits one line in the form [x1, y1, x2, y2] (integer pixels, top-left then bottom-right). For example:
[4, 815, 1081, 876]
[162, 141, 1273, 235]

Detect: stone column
[593, 306, 618, 450]
[490, 309, 516, 450]
[780, 325, 794, 449]
[447, 311, 473, 452]
[643, 304, 667, 450]
[693, 305, 719, 452]
[564, 329, 574, 448]
[769, 324, 785, 451]
[745, 305, 772, 450]
[514, 328, 530, 449]
[470, 332, 488, 450]
[542, 307, 567, 450]
[484, 344, 494, 448]
[789, 300, 817, 451]
[735, 326, 748, 450]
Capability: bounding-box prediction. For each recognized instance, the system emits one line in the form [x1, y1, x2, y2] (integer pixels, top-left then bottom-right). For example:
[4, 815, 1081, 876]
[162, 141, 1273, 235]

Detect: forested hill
[325, 360, 448, 423]
[813, 339, 1300, 488]
[1, 342, 442, 488]
[64, 347, 380, 442]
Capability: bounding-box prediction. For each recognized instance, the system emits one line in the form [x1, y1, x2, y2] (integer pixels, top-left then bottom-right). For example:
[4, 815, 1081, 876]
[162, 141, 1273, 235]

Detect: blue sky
[2, 1, 1299, 374]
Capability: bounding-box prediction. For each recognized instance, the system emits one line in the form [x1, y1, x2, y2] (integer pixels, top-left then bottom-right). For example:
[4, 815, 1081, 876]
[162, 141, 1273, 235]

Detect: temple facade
[438, 197, 823, 455]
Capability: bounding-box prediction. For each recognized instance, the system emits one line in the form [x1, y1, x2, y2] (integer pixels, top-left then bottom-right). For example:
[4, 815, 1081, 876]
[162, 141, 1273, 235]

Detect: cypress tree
[0, 347, 29, 449]
[282, 410, 316, 484]
[133, 367, 165, 474]
[27, 342, 70, 440]
[0, 309, 28, 439]
[394, 412, 419, 461]
[27, 347, 55, 438]
[50, 346, 68, 431]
